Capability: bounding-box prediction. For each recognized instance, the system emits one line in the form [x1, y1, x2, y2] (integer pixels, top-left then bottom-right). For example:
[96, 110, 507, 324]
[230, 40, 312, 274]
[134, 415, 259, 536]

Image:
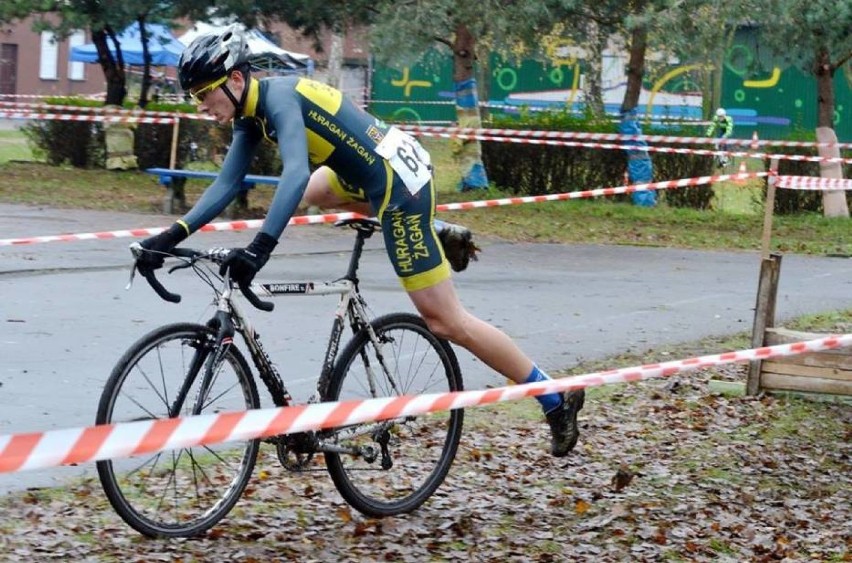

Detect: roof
[69, 23, 185, 67]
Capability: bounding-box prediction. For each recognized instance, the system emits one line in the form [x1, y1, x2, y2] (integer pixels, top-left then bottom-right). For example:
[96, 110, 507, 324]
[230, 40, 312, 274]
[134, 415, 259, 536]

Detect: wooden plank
[761, 361, 852, 381]
[762, 372, 852, 395]
[762, 351, 852, 371]
[764, 327, 850, 347]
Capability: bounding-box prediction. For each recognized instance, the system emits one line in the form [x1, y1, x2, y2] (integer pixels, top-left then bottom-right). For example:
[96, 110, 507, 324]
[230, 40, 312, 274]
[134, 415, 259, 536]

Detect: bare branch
[434, 36, 453, 49]
[832, 49, 852, 71]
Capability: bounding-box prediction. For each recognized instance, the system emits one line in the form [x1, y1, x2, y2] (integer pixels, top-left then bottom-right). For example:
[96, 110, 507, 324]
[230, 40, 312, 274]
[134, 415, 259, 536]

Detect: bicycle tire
[324, 313, 463, 517]
[96, 323, 260, 538]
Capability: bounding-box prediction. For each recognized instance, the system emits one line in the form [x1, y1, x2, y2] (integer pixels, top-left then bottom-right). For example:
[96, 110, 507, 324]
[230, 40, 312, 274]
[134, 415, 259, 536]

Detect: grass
[0, 129, 35, 163]
[0, 130, 848, 256]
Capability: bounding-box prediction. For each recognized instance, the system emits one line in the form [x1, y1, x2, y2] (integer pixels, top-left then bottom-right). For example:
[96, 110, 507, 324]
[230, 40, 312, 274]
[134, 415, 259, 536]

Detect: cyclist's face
[195, 72, 244, 124]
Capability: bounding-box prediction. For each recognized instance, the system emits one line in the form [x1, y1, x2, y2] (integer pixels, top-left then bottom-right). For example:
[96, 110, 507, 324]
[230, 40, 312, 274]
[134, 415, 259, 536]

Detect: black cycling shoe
[545, 389, 585, 457]
[438, 223, 481, 272]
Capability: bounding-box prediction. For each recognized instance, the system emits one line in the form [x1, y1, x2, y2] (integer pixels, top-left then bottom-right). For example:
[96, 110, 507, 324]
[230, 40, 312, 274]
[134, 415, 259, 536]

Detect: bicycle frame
[188, 221, 384, 416]
[105, 218, 463, 536]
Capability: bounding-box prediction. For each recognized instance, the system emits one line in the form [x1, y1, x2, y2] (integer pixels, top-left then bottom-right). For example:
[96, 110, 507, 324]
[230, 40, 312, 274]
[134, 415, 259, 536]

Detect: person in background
[706, 108, 734, 167]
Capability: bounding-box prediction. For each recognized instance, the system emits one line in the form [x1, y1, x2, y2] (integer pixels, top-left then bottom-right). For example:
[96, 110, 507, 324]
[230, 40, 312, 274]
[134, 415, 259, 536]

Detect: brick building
[0, 17, 369, 99]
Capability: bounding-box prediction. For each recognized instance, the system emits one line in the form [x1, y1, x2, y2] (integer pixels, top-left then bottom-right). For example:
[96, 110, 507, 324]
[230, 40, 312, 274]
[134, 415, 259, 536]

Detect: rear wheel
[324, 313, 463, 517]
[96, 323, 260, 537]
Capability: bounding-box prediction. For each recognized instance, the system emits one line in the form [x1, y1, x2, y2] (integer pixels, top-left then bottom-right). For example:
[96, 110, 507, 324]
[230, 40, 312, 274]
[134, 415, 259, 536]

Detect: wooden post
[760, 158, 779, 260]
[162, 117, 185, 214]
[746, 253, 782, 395]
[169, 117, 181, 169]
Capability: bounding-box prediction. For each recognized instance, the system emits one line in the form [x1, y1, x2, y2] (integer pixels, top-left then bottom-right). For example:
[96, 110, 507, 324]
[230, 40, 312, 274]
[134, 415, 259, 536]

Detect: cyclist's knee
[304, 167, 337, 207]
[421, 310, 474, 346]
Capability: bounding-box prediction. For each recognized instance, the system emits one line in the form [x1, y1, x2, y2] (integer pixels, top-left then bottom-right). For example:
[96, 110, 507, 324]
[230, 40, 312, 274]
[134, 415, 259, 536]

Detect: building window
[68, 31, 85, 81]
[39, 31, 58, 80]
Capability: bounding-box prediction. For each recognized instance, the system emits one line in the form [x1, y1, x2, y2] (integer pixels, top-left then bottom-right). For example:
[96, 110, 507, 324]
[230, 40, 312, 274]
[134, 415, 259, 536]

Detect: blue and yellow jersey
[180, 76, 450, 291]
[182, 76, 392, 238]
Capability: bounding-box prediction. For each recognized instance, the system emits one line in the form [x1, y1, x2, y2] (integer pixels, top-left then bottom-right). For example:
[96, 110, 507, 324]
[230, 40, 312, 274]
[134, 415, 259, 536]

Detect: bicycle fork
[165, 310, 234, 418]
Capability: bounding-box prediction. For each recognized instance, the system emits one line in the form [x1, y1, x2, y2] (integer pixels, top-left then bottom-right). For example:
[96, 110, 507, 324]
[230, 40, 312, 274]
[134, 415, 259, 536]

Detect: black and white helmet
[178, 25, 251, 91]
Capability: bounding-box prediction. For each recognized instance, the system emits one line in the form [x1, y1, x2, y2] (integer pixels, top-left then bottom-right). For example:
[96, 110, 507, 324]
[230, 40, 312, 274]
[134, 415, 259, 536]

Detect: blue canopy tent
[69, 23, 185, 66]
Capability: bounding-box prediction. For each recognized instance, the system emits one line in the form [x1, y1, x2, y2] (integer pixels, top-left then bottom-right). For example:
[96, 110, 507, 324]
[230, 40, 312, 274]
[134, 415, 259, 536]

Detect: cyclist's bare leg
[303, 166, 371, 215]
[407, 279, 532, 383]
[408, 278, 584, 457]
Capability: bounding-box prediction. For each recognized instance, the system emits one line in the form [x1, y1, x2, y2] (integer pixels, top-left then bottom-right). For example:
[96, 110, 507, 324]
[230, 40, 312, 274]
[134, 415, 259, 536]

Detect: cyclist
[706, 107, 734, 167]
[136, 27, 584, 457]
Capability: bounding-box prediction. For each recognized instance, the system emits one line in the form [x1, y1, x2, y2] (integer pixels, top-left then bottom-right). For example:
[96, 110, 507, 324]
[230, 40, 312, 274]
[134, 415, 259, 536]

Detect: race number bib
[375, 127, 432, 195]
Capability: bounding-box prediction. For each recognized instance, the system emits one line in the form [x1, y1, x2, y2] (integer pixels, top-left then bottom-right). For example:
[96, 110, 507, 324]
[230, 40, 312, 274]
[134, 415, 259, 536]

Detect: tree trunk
[584, 20, 605, 116]
[621, 25, 647, 113]
[814, 46, 835, 128]
[92, 27, 126, 106]
[327, 29, 345, 89]
[138, 17, 151, 108]
[451, 24, 488, 190]
[813, 47, 848, 218]
[452, 24, 474, 83]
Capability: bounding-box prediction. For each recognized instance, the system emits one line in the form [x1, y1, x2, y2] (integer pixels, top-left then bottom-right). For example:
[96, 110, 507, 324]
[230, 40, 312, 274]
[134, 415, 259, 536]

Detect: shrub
[481, 109, 716, 209]
[22, 120, 104, 168]
[655, 149, 715, 210]
[482, 109, 624, 195]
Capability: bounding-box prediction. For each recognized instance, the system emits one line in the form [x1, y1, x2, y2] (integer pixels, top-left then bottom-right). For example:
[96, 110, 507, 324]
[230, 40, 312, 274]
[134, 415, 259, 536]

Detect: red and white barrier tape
[0, 101, 216, 122]
[0, 211, 365, 247]
[0, 333, 847, 474]
[6, 105, 848, 149]
[0, 111, 177, 125]
[0, 172, 768, 247]
[408, 130, 852, 164]
[399, 124, 852, 150]
[0, 94, 65, 99]
[434, 172, 768, 211]
[774, 176, 852, 191]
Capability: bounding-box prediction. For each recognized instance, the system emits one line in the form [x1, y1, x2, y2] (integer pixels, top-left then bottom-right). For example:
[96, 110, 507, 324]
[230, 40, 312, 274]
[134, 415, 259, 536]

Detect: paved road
[1, 204, 850, 493]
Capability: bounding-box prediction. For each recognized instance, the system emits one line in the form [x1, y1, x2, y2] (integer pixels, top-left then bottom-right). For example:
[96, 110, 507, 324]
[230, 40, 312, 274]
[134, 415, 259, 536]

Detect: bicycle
[713, 138, 731, 168]
[95, 217, 464, 538]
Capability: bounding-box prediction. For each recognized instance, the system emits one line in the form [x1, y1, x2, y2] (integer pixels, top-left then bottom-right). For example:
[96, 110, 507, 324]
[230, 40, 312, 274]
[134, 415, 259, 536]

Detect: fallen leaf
[612, 464, 635, 492]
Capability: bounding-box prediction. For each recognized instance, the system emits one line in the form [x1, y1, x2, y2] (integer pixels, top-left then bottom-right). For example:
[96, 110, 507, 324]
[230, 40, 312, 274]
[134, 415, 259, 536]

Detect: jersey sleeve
[723, 117, 734, 137]
[181, 124, 261, 232]
[256, 85, 312, 239]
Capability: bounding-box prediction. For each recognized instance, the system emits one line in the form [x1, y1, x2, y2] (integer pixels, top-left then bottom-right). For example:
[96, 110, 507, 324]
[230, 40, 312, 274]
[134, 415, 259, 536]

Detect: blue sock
[525, 365, 563, 414]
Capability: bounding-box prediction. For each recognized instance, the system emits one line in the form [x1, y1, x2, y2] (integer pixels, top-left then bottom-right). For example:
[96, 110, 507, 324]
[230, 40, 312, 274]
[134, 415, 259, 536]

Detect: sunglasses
[189, 75, 228, 104]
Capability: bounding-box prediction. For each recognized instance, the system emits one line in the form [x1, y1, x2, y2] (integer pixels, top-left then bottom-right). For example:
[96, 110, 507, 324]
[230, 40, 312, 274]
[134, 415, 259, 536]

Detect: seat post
[345, 229, 368, 281]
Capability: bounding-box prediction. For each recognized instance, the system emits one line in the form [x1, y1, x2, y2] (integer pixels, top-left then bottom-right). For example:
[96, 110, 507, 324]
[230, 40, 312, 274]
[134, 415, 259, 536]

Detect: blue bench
[146, 168, 279, 215]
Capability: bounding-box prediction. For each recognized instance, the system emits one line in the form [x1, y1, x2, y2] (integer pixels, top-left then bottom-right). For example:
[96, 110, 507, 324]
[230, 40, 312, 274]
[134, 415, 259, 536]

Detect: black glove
[137, 223, 188, 272]
[220, 232, 278, 286]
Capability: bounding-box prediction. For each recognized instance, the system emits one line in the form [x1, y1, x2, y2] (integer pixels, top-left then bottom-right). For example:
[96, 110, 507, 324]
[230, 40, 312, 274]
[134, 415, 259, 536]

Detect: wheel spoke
[96, 325, 259, 538]
[325, 314, 463, 517]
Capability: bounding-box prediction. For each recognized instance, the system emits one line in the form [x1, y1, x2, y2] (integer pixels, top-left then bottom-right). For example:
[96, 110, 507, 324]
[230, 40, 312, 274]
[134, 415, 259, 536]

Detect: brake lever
[126, 242, 142, 290]
[126, 262, 138, 291]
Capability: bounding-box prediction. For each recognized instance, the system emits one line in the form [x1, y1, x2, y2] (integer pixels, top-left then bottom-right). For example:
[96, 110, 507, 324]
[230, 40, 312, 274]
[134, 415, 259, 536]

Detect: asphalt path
[1, 203, 849, 494]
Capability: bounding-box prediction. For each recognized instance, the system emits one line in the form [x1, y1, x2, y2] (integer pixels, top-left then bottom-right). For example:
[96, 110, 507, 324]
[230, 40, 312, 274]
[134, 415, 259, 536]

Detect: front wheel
[96, 323, 260, 538]
[324, 313, 464, 517]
